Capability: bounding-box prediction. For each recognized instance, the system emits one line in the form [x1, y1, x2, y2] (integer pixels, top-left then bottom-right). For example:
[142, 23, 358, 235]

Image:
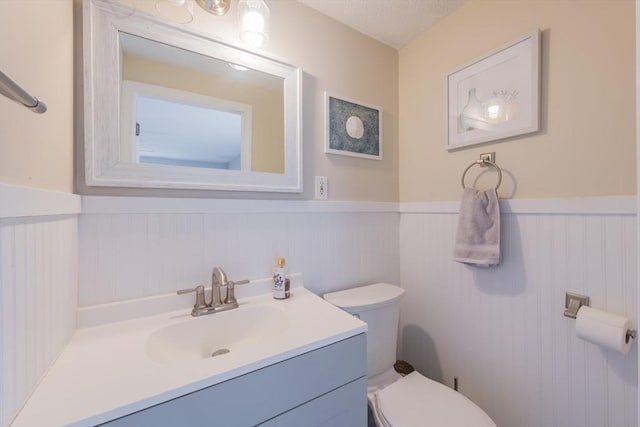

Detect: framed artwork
[325, 93, 382, 160]
[446, 29, 540, 150]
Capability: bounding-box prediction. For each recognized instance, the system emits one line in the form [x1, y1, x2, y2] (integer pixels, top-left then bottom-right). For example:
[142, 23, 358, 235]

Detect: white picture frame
[446, 29, 541, 150]
[324, 92, 382, 160]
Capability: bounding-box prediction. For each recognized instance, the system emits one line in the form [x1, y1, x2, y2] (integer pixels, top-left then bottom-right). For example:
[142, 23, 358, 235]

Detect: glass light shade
[238, 0, 270, 48]
[195, 0, 230, 16]
[155, 0, 194, 24]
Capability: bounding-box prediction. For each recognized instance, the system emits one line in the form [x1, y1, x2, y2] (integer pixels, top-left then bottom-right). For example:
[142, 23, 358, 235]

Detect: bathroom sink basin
[11, 284, 368, 427]
[147, 305, 289, 364]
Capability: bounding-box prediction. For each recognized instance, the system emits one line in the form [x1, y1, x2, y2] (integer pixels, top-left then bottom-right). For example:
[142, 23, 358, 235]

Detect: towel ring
[461, 159, 502, 190]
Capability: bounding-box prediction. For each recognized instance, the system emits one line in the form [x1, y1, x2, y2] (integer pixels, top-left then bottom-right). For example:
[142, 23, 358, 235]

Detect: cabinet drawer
[258, 377, 367, 427]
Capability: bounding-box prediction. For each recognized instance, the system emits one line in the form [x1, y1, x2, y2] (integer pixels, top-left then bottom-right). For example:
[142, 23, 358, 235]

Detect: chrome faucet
[211, 266, 227, 307]
[178, 266, 249, 316]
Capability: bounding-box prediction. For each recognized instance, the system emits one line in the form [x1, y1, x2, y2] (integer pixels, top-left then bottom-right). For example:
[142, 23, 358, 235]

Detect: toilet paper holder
[563, 292, 589, 319]
[564, 292, 636, 342]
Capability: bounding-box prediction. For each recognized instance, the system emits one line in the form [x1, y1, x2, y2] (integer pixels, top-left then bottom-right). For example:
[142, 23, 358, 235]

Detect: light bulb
[238, 0, 270, 48]
[242, 10, 265, 32]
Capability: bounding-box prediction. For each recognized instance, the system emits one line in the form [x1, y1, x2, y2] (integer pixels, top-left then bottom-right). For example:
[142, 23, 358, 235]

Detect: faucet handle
[223, 279, 250, 304]
[177, 285, 207, 309]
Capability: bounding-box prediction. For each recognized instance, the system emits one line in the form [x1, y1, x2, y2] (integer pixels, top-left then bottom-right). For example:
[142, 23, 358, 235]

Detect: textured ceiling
[295, 0, 467, 49]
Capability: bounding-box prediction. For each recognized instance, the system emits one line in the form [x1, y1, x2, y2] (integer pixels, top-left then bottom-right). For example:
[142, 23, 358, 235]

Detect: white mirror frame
[83, 0, 303, 192]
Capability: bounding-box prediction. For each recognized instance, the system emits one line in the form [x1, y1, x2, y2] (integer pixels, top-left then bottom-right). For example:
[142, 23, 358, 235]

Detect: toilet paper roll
[575, 306, 633, 355]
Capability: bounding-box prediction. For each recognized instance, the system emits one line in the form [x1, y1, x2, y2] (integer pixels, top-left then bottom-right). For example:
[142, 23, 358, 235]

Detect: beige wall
[399, 0, 636, 202]
[7, 0, 630, 202]
[0, 0, 74, 193]
[270, 1, 398, 202]
[80, 0, 399, 201]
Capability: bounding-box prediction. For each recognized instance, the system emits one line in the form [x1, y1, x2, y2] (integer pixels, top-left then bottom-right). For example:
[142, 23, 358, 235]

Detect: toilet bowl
[369, 370, 496, 427]
[324, 283, 496, 427]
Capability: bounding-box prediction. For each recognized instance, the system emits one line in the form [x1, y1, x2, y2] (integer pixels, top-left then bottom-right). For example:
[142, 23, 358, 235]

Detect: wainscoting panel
[399, 210, 637, 427]
[0, 215, 78, 427]
[79, 212, 400, 306]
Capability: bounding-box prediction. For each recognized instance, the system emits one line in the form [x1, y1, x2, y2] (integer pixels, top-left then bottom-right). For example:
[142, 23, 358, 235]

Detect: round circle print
[345, 115, 364, 139]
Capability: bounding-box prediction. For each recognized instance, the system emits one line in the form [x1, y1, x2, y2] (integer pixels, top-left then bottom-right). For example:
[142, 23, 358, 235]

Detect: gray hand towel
[453, 188, 500, 267]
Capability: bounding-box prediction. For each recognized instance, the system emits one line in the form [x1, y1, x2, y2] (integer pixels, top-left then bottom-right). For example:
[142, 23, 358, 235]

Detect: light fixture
[156, 0, 271, 49]
[237, 0, 270, 48]
[195, 0, 230, 16]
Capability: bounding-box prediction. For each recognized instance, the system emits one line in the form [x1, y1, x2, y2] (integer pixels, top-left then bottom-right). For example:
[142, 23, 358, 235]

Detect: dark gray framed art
[324, 93, 382, 160]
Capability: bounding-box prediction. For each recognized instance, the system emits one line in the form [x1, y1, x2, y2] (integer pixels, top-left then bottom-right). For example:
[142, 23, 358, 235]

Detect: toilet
[324, 283, 496, 427]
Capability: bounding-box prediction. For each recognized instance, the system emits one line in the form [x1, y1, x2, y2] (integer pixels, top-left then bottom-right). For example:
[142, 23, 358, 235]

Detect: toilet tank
[324, 283, 405, 378]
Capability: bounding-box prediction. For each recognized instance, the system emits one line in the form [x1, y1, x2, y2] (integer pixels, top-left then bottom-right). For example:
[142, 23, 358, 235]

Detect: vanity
[104, 335, 366, 427]
[11, 279, 367, 426]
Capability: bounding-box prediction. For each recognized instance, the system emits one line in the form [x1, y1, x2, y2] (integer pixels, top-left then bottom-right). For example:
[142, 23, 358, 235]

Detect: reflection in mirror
[83, 0, 302, 192]
[132, 93, 246, 170]
[119, 32, 283, 173]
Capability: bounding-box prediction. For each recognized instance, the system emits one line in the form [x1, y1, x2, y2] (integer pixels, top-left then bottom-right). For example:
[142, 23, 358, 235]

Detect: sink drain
[211, 348, 230, 357]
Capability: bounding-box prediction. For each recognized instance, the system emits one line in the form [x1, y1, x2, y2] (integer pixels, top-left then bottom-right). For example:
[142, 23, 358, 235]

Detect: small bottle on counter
[273, 256, 287, 299]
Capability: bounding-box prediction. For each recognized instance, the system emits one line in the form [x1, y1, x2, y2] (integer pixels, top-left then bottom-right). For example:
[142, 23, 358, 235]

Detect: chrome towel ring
[461, 159, 502, 190]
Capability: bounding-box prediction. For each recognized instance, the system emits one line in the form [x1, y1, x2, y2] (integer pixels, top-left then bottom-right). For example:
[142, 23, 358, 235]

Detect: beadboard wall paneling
[399, 211, 638, 427]
[79, 212, 400, 306]
[0, 215, 78, 427]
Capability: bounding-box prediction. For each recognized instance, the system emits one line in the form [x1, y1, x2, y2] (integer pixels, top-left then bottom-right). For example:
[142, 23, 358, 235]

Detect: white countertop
[11, 285, 366, 427]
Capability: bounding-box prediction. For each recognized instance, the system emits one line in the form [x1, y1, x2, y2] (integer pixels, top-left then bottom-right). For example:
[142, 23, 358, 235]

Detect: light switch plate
[315, 176, 328, 200]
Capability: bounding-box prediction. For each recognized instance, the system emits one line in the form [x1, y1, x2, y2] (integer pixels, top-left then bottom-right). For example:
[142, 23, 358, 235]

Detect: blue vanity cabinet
[99, 333, 367, 427]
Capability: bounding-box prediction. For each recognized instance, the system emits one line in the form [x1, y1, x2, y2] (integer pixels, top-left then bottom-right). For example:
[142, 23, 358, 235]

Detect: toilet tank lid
[323, 283, 405, 311]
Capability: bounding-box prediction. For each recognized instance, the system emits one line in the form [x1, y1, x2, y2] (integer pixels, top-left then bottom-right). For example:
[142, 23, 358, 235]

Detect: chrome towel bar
[0, 69, 47, 113]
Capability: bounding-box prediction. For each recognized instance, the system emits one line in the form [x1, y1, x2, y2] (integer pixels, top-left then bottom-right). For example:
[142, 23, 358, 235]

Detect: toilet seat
[372, 372, 496, 427]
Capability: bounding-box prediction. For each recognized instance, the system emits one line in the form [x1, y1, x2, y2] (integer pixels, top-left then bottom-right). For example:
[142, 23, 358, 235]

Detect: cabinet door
[100, 334, 366, 427]
[258, 377, 367, 427]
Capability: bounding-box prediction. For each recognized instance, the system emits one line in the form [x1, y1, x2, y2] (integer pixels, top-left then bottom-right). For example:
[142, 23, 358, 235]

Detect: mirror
[84, 0, 302, 192]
